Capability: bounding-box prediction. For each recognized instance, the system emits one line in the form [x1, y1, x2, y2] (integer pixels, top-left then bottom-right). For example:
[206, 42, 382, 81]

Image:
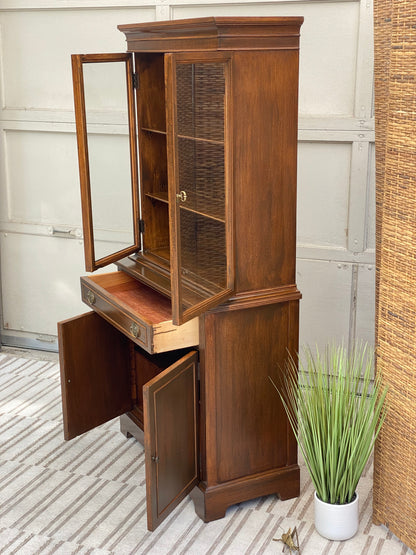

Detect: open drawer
[80, 271, 199, 354]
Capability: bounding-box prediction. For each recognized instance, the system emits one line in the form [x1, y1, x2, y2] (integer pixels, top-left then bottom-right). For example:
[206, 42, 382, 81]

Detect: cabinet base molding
[225, 285, 302, 311]
[190, 465, 300, 523]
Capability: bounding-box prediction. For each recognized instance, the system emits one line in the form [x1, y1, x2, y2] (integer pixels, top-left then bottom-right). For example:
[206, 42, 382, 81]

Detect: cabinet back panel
[137, 55, 170, 256]
[142, 197, 170, 256]
[133, 345, 193, 411]
[136, 53, 166, 132]
[232, 51, 299, 292]
[140, 132, 168, 198]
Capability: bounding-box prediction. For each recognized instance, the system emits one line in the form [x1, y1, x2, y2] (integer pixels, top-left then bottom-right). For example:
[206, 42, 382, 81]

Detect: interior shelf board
[141, 129, 224, 146]
[179, 205, 225, 223]
[141, 127, 167, 136]
[177, 134, 224, 146]
[147, 247, 171, 265]
[146, 192, 225, 222]
[146, 191, 169, 203]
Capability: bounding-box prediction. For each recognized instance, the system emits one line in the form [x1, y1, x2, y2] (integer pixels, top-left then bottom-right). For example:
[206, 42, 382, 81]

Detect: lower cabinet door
[58, 311, 133, 440]
[143, 351, 199, 530]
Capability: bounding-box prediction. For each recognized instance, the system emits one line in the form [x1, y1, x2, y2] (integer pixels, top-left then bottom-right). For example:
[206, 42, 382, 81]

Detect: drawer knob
[130, 322, 141, 338]
[86, 290, 96, 305]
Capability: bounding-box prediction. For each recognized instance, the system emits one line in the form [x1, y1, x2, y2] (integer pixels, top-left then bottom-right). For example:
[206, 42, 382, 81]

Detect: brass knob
[176, 190, 187, 203]
[86, 290, 96, 305]
[130, 322, 140, 338]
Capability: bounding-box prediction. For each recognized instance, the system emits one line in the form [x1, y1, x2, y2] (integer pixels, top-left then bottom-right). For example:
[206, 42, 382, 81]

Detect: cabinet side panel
[232, 51, 299, 292]
[203, 303, 298, 484]
[58, 311, 132, 440]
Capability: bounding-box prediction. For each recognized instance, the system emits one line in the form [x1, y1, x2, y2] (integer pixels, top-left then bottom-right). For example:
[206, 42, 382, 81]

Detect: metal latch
[176, 190, 187, 203]
[130, 322, 141, 339]
[48, 226, 82, 238]
[86, 290, 96, 305]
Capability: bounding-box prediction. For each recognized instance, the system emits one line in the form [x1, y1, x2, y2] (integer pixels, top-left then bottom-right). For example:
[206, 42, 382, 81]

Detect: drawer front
[81, 280, 150, 351]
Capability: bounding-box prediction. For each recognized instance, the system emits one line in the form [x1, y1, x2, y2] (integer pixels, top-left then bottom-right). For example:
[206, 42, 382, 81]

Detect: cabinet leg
[190, 465, 300, 523]
[120, 414, 133, 438]
[278, 478, 300, 501]
[120, 414, 144, 445]
[190, 485, 228, 523]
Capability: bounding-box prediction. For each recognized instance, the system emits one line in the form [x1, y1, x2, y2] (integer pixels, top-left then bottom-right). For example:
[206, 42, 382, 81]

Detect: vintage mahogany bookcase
[58, 16, 303, 531]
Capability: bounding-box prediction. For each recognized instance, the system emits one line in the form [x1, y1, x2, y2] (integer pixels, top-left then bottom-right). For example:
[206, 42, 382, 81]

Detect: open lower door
[58, 311, 133, 440]
[143, 351, 199, 530]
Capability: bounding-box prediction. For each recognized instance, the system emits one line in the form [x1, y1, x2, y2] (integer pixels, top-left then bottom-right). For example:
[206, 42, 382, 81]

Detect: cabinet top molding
[118, 16, 304, 53]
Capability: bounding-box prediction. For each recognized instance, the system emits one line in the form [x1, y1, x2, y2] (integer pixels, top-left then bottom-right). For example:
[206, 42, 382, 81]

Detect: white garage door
[0, 0, 375, 352]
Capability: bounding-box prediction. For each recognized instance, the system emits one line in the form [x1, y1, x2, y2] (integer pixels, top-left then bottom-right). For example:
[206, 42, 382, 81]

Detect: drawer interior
[86, 271, 172, 324]
[83, 270, 199, 354]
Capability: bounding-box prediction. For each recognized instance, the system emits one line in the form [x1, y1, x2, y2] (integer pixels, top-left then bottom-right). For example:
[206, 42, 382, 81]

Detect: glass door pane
[167, 54, 234, 325]
[72, 53, 140, 271]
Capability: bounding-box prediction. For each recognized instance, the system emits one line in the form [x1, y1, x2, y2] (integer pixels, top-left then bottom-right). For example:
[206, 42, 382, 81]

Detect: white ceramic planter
[314, 491, 359, 541]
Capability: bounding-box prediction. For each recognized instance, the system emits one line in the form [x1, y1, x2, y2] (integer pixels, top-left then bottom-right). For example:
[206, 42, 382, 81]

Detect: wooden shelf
[146, 191, 169, 204]
[142, 129, 223, 146]
[146, 192, 225, 222]
[142, 127, 167, 136]
[119, 253, 221, 306]
[179, 204, 225, 223]
[148, 246, 170, 265]
[177, 133, 224, 146]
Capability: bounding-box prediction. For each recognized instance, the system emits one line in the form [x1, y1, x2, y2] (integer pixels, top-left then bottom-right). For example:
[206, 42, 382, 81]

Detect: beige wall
[0, 0, 375, 351]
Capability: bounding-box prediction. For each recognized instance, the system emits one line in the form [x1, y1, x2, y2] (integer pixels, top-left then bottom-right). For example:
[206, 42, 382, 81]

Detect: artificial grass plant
[271, 343, 388, 505]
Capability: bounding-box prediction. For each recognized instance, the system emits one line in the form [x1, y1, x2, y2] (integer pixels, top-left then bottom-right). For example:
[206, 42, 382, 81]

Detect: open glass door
[166, 53, 234, 325]
[72, 53, 140, 272]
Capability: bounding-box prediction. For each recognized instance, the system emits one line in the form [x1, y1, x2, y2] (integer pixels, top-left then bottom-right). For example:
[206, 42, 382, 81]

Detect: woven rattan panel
[176, 63, 225, 142]
[180, 209, 226, 290]
[373, 1, 416, 550]
[178, 137, 225, 220]
[175, 60, 227, 303]
[176, 62, 226, 221]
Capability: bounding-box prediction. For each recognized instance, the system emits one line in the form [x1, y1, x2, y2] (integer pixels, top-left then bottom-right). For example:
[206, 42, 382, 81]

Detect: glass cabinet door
[72, 53, 140, 271]
[166, 53, 234, 325]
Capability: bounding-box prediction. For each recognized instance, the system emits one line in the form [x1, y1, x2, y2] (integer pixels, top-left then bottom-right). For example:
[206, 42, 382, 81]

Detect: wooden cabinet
[59, 16, 303, 531]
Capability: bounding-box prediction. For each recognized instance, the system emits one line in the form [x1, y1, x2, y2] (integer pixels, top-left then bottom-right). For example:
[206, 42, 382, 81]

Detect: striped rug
[0, 348, 413, 555]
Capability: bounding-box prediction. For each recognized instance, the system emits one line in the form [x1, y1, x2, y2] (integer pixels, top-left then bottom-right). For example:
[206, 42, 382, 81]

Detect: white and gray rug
[0, 348, 413, 555]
